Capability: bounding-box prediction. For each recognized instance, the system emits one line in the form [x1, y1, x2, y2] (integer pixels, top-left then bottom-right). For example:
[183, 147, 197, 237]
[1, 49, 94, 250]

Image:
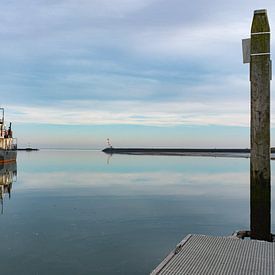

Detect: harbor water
[0, 150, 274, 274]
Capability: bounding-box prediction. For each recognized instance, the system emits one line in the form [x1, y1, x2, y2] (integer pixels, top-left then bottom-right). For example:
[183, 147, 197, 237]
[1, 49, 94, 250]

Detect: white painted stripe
[251, 32, 270, 35]
[251, 53, 270, 56]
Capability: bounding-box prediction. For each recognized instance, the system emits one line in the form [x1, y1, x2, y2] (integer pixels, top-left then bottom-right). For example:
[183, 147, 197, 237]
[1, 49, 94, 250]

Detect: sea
[0, 150, 274, 275]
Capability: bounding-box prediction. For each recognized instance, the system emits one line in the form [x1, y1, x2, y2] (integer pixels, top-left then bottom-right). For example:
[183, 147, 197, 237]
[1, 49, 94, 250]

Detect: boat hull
[0, 150, 17, 164]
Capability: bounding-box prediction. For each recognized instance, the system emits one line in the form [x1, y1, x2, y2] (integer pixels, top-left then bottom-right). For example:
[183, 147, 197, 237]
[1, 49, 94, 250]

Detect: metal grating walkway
[151, 234, 275, 275]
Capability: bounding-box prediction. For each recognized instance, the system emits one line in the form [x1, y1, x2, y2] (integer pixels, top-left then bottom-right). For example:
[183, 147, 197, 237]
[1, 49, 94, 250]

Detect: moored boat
[0, 108, 17, 164]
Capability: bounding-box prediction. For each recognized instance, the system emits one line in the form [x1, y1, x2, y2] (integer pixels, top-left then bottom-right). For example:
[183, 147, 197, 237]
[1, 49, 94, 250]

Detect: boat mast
[0, 108, 4, 137]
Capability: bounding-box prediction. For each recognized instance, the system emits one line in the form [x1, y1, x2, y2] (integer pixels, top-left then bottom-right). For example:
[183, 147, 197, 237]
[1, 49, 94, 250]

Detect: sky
[1, 0, 275, 148]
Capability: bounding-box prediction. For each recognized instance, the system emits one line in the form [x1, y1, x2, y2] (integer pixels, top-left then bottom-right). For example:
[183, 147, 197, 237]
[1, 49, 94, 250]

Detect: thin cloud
[7, 99, 250, 127]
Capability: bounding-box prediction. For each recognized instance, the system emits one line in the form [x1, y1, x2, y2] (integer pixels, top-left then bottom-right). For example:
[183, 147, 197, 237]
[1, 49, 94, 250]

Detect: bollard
[250, 9, 272, 241]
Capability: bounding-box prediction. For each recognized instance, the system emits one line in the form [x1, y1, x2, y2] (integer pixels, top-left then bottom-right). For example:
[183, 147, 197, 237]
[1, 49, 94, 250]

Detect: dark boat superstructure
[0, 108, 17, 164]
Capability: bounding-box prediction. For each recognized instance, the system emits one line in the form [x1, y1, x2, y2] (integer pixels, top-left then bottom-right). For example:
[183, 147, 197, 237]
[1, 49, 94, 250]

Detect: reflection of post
[250, 10, 272, 241]
[0, 190, 3, 215]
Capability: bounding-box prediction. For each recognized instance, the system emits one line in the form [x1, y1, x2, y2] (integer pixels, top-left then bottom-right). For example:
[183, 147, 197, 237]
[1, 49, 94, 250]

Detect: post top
[254, 9, 267, 15]
[251, 9, 270, 33]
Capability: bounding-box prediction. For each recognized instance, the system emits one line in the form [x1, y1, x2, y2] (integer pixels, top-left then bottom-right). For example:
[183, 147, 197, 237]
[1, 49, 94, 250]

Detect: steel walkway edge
[151, 234, 275, 275]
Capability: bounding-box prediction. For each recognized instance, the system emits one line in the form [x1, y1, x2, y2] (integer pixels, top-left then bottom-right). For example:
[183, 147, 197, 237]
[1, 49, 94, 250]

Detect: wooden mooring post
[250, 10, 272, 241]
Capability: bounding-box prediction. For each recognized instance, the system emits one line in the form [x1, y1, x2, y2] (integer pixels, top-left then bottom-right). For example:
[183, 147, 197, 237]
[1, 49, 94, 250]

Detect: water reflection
[0, 162, 17, 214]
[0, 150, 274, 275]
[106, 153, 112, 165]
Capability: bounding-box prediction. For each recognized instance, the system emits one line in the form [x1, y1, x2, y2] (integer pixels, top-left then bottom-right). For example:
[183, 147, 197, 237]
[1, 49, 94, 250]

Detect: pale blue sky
[1, 1, 275, 148]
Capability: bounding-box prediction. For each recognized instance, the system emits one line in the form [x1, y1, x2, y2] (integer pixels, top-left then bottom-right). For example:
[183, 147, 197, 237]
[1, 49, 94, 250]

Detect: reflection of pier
[0, 162, 17, 214]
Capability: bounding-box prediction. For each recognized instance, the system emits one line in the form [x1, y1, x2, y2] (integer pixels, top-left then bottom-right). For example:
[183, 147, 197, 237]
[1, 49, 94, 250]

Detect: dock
[16, 148, 39, 151]
[151, 234, 275, 275]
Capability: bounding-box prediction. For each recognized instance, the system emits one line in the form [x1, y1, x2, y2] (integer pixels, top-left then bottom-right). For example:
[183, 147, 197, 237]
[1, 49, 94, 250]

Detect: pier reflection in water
[0, 162, 17, 214]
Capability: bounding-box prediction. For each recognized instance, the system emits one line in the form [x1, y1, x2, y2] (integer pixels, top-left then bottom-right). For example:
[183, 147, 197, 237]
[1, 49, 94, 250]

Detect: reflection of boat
[0, 108, 17, 163]
[0, 162, 17, 214]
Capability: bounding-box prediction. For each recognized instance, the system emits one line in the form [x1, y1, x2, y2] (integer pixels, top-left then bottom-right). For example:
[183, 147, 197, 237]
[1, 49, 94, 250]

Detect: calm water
[0, 150, 274, 274]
